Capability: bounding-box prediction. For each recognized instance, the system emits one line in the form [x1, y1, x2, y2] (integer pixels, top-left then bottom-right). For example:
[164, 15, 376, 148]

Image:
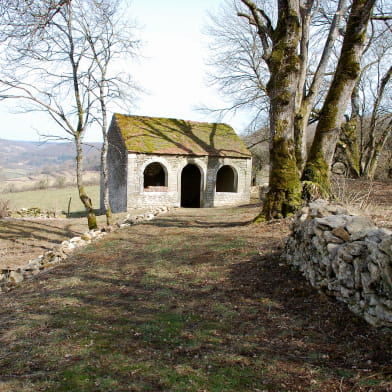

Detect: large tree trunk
[254, 0, 303, 221]
[302, 0, 375, 197]
[76, 135, 97, 230]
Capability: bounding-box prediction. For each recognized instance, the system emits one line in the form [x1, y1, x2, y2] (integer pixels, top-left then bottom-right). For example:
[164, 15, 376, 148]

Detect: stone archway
[181, 164, 201, 207]
[216, 165, 237, 192]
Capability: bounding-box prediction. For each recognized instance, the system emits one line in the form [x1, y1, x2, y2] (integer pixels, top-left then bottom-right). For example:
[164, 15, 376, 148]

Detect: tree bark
[294, 0, 347, 172]
[362, 65, 392, 178]
[76, 134, 97, 230]
[253, 0, 303, 221]
[334, 83, 361, 177]
[67, 2, 97, 230]
[100, 95, 113, 226]
[302, 0, 376, 197]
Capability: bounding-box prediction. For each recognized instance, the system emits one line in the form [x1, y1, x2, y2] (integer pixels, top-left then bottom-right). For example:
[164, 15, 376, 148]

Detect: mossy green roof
[112, 114, 251, 158]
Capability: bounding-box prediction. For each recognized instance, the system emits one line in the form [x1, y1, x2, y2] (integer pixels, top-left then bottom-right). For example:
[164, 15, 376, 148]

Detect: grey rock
[315, 215, 351, 229]
[375, 304, 392, 323]
[378, 236, 392, 256]
[346, 216, 376, 241]
[9, 270, 24, 284]
[327, 243, 340, 255]
[346, 242, 367, 256]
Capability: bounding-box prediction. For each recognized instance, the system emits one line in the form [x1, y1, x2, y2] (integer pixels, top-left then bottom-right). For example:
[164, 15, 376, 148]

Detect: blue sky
[0, 0, 250, 142]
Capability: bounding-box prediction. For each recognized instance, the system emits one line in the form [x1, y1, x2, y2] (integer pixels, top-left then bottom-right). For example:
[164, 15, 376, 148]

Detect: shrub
[1, 184, 17, 194]
[37, 178, 49, 190]
[331, 177, 373, 212]
[54, 176, 66, 188]
[0, 199, 11, 218]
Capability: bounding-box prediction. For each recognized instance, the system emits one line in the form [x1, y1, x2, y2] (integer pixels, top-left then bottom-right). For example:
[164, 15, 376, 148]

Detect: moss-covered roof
[112, 114, 251, 158]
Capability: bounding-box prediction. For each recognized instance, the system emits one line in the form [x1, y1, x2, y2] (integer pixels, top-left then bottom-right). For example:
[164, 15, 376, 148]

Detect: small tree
[79, 0, 140, 225]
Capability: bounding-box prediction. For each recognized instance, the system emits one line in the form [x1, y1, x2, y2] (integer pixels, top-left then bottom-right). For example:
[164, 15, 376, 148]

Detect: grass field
[2, 168, 30, 179]
[1, 185, 100, 214]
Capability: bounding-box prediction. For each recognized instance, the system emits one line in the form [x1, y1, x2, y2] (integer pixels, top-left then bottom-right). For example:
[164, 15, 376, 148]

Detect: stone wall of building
[124, 153, 252, 210]
[284, 199, 392, 327]
[103, 123, 128, 213]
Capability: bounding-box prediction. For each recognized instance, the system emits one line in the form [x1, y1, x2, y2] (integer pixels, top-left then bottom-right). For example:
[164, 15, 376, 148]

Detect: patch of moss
[302, 151, 331, 199]
[112, 114, 251, 158]
[254, 136, 302, 221]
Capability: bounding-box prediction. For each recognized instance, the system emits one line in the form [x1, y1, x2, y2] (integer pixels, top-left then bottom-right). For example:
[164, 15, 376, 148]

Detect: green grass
[0, 205, 391, 392]
[2, 185, 100, 213]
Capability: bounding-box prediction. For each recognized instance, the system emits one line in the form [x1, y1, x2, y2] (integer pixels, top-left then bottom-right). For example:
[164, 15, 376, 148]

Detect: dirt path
[0, 212, 127, 269]
[0, 204, 391, 391]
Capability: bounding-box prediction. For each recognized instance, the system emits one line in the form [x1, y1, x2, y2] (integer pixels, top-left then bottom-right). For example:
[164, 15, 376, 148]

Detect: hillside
[0, 139, 101, 179]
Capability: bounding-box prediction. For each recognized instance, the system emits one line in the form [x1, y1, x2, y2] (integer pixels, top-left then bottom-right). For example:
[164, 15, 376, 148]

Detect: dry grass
[331, 178, 392, 229]
[0, 212, 127, 269]
[0, 203, 391, 391]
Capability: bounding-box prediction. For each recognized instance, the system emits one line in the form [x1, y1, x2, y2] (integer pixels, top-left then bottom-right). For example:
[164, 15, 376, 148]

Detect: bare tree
[208, 0, 379, 219]
[78, 0, 140, 226]
[0, 0, 70, 42]
[302, 0, 376, 195]
[236, 0, 351, 219]
[205, 3, 270, 132]
[362, 65, 392, 178]
[323, 3, 392, 180]
[0, 0, 140, 228]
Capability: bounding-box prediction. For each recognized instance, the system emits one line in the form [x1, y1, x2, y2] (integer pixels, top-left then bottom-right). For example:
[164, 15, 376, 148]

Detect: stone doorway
[181, 164, 201, 207]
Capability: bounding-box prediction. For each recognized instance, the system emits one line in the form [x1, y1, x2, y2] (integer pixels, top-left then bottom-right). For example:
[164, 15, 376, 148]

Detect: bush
[54, 176, 66, 188]
[0, 199, 11, 218]
[1, 184, 17, 194]
[331, 177, 373, 212]
[37, 178, 49, 190]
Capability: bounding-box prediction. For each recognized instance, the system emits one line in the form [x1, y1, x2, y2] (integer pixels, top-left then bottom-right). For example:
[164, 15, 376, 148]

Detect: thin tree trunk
[76, 135, 97, 230]
[335, 83, 361, 177]
[365, 121, 392, 179]
[67, 2, 97, 230]
[302, 0, 375, 197]
[362, 65, 392, 178]
[100, 103, 113, 226]
[294, 0, 347, 172]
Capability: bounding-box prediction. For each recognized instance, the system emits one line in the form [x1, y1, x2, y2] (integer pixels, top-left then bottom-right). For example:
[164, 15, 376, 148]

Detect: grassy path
[0, 205, 390, 391]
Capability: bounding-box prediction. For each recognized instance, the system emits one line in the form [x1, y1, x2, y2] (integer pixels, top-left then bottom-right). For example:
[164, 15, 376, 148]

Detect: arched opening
[181, 164, 201, 207]
[143, 162, 167, 191]
[216, 165, 237, 192]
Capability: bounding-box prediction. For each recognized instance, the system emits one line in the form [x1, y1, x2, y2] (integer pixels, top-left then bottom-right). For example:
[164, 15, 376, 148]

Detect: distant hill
[0, 139, 101, 179]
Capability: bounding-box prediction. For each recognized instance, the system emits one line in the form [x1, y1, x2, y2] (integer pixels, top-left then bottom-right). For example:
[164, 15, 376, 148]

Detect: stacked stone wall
[285, 199, 392, 327]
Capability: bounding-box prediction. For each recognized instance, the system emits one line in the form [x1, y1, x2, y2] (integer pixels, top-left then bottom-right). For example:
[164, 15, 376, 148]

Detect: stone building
[103, 113, 252, 212]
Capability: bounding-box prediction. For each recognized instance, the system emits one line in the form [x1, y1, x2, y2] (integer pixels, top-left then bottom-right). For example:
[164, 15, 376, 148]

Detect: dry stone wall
[285, 199, 392, 327]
